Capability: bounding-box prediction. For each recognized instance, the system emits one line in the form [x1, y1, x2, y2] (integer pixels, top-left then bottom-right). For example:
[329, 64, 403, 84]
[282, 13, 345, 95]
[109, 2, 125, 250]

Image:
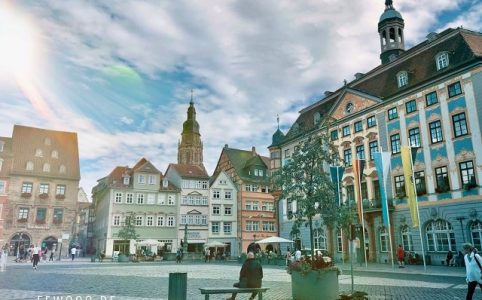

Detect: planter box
[291, 269, 339, 300]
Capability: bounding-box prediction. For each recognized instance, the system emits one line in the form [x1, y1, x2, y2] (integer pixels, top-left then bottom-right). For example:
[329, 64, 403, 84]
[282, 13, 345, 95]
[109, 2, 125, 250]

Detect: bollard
[168, 272, 187, 300]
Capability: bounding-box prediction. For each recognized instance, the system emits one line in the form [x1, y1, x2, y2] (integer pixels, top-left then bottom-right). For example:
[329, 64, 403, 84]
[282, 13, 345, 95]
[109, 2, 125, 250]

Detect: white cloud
[1, 0, 480, 197]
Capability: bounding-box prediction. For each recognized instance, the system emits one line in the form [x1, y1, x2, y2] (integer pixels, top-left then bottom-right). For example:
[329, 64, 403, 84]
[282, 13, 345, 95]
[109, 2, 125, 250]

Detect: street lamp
[455, 216, 467, 243]
[253, 234, 257, 242]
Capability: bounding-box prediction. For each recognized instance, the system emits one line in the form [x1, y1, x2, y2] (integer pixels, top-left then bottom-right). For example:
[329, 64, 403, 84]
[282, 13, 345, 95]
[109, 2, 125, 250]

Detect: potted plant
[273, 124, 354, 300]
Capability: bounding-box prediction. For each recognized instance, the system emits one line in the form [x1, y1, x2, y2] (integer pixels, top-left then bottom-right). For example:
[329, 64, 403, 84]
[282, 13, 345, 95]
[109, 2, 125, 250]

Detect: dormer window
[26, 161, 34, 171]
[436, 52, 449, 70]
[397, 71, 408, 88]
[35, 148, 43, 157]
[313, 112, 321, 125]
[123, 175, 130, 185]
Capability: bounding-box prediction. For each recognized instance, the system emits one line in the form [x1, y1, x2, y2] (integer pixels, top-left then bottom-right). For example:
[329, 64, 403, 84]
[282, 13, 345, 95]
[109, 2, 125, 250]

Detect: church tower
[178, 92, 204, 165]
[378, 0, 405, 64]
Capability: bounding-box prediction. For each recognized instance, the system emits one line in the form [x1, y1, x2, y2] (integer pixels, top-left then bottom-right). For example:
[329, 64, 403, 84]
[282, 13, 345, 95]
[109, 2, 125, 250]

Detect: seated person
[227, 252, 263, 300]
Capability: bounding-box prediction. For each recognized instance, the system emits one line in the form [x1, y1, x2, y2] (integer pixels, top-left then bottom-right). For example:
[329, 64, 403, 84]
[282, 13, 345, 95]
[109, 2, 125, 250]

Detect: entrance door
[42, 236, 58, 251]
[10, 232, 31, 257]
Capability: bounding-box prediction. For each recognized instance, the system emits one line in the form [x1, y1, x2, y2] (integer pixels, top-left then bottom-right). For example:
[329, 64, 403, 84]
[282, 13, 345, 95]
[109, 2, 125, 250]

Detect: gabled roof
[166, 163, 209, 178]
[221, 147, 270, 183]
[280, 28, 482, 144]
[132, 157, 161, 174]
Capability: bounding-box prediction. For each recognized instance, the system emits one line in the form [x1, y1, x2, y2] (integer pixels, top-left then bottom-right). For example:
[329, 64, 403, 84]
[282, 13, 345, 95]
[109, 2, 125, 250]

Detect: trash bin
[168, 272, 187, 300]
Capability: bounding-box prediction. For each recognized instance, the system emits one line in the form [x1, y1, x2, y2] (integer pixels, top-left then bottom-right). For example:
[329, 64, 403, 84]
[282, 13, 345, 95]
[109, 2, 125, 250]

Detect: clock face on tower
[345, 102, 354, 114]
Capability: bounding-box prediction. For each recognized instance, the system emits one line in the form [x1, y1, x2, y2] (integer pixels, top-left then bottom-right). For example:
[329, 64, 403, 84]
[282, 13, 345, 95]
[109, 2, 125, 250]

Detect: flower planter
[291, 269, 339, 300]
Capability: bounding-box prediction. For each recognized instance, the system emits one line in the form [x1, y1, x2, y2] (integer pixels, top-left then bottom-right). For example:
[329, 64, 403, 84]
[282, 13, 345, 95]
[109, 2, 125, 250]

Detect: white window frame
[167, 216, 175, 227]
[147, 193, 155, 204]
[379, 227, 389, 252]
[26, 161, 34, 171]
[436, 52, 449, 70]
[212, 222, 220, 234]
[115, 192, 122, 203]
[401, 226, 413, 251]
[39, 183, 49, 194]
[313, 228, 327, 250]
[224, 206, 232, 215]
[135, 215, 143, 226]
[123, 176, 130, 185]
[126, 193, 133, 204]
[223, 222, 232, 234]
[168, 195, 175, 205]
[397, 71, 408, 88]
[113, 215, 121, 226]
[0, 180, 5, 193]
[137, 194, 144, 204]
[157, 216, 165, 226]
[51, 150, 58, 159]
[43, 163, 50, 172]
[213, 190, 220, 199]
[146, 216, 154, 226]
[158, 194, 166, 205]
[148, 175, 156, 185]
[224, 190, 232, 199]
[212, 205, 220, 215]
[138, 175, 146, 184]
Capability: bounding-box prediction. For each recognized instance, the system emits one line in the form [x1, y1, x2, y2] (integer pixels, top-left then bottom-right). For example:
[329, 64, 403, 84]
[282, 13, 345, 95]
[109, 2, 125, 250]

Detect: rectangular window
[425, 91, 438, 106]
[460, 161, 475, 185]
[408, 127, 421, 147]
[168, 195, 175, 205]
[354, 121, 363, 133]
[284, 149, 290, 158]
[126, 193, 133, 204]
[388, 107, 398, 120]
[448, 82, 462, 98]
[113, 215, 120, 226]
[137, 194, 144, 204]
[53, 208, 63, 224]
[452, 113, 468, 137]
[390, 134, 401, 154]
[394, 175, 406, 198]
[373, 180, 381, 201]
[212, 222, 220, 234]
[405, 100, 417, 114]
[435, 166, 450, 193]
[212, 205, 220, 215]
[148, 175, 156, 185]
[262, 221, 275, 232]
[429, 121, 443, 144]
[157, 216, 165, 226]
[369, 141, 378, 160]
[330, 130, 338, 141]
[346, 185, 355, 202]
[147, 193, 155, 204]
[344, 149, 352, 167]
[356, 145, 365, 160]
[115, 192, 122, 203]
[246, 221, 259, 231]
[342, 126, 350, 137]
[224, 190, 232, 199]
[167, 216, 175, 227]
[22, 182, 33, 193]
[135, 216, 143, 226]
[367, 116, 377, 128]
[138, 175, 145, 184]
[262, 202, 273, 211]
[146, 216, 154, 226]
[223, 222, 232, 234]
[36, 208, 46, 223]
[414, 171, 426, 195]
[224, 206, 232, 215]
[39, 183, 49, 194]
[213, 190, 220, 199]
[0, 181, 5, 193]
[18, 207, 29, 221]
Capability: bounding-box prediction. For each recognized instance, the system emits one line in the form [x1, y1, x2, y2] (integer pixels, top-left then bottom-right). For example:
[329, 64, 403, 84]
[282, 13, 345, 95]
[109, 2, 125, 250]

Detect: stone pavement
[0, 257, 473, 300]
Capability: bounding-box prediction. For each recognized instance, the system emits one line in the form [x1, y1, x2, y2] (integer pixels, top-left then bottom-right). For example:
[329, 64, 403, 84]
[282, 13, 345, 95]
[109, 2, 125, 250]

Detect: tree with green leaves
[117, 213, 139, 252]
[273, 127, 355, 259]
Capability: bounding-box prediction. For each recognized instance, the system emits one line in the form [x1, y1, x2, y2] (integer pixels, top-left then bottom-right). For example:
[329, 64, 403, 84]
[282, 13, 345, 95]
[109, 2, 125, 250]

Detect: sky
[0, 0, 481, 199]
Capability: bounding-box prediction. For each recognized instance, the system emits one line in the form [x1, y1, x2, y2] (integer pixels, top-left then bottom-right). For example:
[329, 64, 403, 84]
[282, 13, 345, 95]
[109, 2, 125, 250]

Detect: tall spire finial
[385, 0, 393, 9]
[190, 89, 194, 105]
[277, 114, 280, 130]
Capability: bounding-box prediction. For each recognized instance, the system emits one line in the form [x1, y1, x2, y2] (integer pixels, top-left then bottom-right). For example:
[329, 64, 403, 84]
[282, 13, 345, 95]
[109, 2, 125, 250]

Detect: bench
[199, 287, 268, 300]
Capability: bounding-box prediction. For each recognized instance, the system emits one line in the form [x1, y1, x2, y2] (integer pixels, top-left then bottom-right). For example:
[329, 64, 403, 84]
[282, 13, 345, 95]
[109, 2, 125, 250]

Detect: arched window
[44, 137, 51, 145]
[43, 163, 50, 172]
[314, 228, 327, 250]
[35, 148, 43, 157]
[470, 221, 482, 251]
[379, 227, 389, 252]
[26, 161, 34, 171]
[435, 52, 449, 70]
[401, 225, 413, 251]
[59, 165, 66, 174]
[397, 71, 408, 88]
[426, 219, 456, 252]
[51, 150, 58, 159]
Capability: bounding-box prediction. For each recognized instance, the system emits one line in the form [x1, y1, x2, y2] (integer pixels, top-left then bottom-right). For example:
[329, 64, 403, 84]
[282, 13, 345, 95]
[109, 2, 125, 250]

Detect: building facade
[208, 170, 238, 256]
[271, 1, 482, 265]
[0, 125, 80, 255]
[92, 158, 179, 258]
[214, 145, 276, 254]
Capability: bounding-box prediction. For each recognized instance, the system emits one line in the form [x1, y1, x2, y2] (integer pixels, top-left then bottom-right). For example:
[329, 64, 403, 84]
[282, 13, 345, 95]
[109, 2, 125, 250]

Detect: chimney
[251, 146, 256, 156]
[426, 32, 438, 42]
[224, 144, 229, 149]
[354, 73, 365, 80]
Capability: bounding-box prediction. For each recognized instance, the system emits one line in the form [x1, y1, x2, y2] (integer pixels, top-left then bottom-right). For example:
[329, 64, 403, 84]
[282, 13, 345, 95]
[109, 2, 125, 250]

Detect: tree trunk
[309, 216, 314, 258]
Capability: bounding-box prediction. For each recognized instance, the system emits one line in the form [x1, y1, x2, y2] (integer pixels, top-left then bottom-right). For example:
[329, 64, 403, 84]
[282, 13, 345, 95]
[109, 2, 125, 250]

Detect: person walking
[397, 245, 405, 268]
[463, 243, 482, 300]
[70, 247, 77, 261]
[32, 244, 40, 270]
[0, 244, 8, 272]
[446, 250, 454, 266]
[49, 249, 55, 262]
[226, 252, 263, 300]
[204, 248, 210, 263]
[294, 248, 301, 262]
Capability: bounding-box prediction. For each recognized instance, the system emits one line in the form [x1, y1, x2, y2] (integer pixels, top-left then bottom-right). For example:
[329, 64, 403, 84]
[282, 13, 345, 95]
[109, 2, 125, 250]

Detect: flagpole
[356, 158, 368, 269]
[337, 166, 345, 264]
[408, 145, 427, 271]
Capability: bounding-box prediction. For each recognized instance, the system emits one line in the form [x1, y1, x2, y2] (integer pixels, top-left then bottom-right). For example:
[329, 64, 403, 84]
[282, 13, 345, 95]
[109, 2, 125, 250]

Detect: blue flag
[373, 152, 391, 226]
